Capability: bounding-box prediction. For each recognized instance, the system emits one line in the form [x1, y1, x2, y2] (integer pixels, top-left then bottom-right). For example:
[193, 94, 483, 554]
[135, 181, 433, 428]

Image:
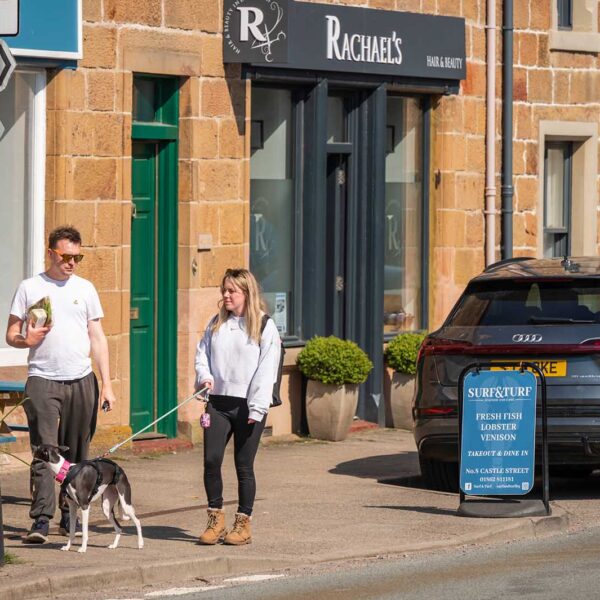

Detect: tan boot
[198, 508, 226, 545]
[223, 512, 252, 545]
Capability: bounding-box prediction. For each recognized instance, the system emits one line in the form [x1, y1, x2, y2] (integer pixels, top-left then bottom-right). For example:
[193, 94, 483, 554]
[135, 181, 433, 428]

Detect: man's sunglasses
[50, 249, 84, 264]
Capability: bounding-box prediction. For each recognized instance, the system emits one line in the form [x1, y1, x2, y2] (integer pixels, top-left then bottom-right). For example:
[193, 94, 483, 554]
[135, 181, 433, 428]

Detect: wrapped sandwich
[27, 296, 53, 328]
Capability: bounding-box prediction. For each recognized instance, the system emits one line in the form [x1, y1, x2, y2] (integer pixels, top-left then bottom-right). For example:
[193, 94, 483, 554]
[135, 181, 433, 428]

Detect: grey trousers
[24, 372, 99, 520]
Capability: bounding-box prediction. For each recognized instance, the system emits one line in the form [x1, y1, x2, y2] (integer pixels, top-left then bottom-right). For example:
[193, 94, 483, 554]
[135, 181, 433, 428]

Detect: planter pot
[305, 380, 359, 442]
[386, 372, 415, 430]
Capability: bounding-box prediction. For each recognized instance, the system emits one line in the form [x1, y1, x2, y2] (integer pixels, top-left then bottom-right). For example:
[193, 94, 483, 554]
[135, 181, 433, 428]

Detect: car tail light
[581, 339, 600, 349]
[415, 406, 456, 418]
[420, 338, 474, 357]
[420, 337, 600, 356]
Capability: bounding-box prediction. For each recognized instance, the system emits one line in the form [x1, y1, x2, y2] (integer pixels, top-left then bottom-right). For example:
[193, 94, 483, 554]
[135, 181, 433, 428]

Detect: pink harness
[55, 460, 72, 483]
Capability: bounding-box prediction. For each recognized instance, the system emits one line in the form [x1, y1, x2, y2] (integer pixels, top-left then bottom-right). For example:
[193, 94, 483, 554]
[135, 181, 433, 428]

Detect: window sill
[0, 348, 28, 368]
[549, 30, 600, 53]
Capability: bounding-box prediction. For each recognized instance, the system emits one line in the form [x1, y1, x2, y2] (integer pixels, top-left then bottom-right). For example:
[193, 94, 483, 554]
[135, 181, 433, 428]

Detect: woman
[194, 268, 281, 545]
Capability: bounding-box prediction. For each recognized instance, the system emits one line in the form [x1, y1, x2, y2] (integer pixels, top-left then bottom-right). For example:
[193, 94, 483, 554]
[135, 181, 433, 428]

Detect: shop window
[327, 94, 347, 143]
[543, 142, 572, 258]
[384, 97, 423, 335]
[250, 87, 295, 337]
[550, 0, 600, 52]
[0, 70, 46, 365]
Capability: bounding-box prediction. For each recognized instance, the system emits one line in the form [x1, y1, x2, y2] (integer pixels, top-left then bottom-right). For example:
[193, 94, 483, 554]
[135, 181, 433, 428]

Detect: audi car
[413, 256, 600, 491]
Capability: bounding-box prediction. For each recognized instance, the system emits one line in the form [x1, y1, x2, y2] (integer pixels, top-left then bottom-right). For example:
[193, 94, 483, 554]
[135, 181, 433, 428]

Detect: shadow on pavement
[0, 494, 30, 506]
[123, 524, 197, 542]
[364, 504, 457, 516]
[329, 452, 419, 480]
[333, 457, 600, 503]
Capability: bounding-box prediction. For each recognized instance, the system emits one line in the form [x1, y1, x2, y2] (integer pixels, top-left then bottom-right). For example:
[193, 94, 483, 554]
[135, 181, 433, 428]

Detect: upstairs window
[543, 142, 572, 259]
[550, 0, 600, 52]
[557, 0, 573, 30]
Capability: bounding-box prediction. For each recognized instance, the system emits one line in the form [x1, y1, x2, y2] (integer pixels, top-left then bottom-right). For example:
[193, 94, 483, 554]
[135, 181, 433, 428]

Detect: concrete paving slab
[0, 429, 573, 599]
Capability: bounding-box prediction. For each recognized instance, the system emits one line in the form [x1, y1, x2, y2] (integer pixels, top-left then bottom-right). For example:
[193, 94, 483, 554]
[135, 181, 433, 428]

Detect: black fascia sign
[224, 0, 466, 81]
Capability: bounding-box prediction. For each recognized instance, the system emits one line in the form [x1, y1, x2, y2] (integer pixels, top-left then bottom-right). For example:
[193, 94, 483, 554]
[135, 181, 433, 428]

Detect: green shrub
[297, 336, 373, 385]
[384, 332, 427, 375]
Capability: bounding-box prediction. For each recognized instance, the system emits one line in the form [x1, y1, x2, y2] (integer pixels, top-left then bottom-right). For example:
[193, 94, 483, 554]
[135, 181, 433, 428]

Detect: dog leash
[96, 387, 210, 459]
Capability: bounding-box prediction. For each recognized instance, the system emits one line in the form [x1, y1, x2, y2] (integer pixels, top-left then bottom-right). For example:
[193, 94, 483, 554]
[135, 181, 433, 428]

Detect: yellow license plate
[491, 360, 567, 377]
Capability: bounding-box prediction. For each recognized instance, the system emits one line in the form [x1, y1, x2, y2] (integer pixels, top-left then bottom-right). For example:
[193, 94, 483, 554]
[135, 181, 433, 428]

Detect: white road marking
[223, 574, 286, 583]
[145, 586, 226, 597]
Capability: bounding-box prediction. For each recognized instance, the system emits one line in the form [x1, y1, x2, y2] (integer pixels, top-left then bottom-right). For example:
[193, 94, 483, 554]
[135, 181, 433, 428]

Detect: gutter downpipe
[484, 0, 497, 266]
[501, 0, 514, 259]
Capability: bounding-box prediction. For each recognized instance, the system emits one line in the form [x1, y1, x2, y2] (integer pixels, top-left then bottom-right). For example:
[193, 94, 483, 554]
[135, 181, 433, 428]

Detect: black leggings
[203, 395, 265, 516]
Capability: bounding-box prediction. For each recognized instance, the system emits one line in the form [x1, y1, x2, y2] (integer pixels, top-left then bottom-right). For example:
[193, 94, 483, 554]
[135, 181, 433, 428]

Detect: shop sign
[0, 39, 16, 93]
[224, 0, 465, 81]
[0, 0, 81, 60]
[460, 370, 537, 496]
[0, 0, 19, 36]
[223, 0, 288, 63]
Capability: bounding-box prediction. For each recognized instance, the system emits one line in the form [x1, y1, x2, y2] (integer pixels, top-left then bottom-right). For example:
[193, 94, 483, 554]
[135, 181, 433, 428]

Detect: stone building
[1, 0, 598, 444]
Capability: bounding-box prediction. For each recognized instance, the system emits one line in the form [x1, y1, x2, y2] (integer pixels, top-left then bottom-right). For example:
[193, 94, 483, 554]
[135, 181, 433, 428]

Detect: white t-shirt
[10, 273, 104, 380]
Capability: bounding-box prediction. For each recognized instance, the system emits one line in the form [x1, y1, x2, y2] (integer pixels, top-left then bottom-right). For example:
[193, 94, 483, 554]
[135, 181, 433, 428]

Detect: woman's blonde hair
[211, 268, 267, 343]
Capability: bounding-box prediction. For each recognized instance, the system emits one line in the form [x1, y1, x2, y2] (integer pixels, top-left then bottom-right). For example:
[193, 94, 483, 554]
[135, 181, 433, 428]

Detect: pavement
[0, 426, 596, 600]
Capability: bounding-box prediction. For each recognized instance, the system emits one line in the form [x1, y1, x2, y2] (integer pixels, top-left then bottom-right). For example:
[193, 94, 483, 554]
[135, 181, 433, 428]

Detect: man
[6, 225, 116, 543]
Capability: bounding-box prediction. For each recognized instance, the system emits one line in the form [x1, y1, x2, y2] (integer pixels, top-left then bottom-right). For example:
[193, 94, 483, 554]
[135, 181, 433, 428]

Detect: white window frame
[550, 0, 600, 53]
[537, 120, 598, 259]
[0, 68, 46, 367]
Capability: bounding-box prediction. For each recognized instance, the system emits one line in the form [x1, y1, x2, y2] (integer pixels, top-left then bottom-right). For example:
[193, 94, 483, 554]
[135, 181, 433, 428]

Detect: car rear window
[446, 279, 600, 327]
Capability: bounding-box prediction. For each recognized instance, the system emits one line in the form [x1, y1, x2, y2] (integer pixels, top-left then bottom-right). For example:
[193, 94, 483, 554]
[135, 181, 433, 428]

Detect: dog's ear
[58, 445, 69, 453]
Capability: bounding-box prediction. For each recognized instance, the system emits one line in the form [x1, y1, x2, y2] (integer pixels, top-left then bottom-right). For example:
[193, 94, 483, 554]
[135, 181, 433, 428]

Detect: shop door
[325, 154, 348, 337]
[130, 142, 158, 434]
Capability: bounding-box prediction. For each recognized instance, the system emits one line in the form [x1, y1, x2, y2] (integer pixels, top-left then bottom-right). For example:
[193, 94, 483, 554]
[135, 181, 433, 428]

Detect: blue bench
[0, 381, 27, 444]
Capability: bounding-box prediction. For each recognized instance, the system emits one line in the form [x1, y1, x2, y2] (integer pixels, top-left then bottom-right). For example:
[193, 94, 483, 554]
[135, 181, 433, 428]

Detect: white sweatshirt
[194, 314, 281, 421]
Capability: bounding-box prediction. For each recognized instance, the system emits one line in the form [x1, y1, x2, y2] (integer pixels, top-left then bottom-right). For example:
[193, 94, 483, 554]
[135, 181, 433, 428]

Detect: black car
[413, 256, 600, 491]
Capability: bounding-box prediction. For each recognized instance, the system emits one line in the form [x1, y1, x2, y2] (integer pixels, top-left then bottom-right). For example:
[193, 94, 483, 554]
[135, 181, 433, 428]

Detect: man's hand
[6, 315, 50, 349]
[100, 385, 117, 412]
[88, 319, 116, 413]
[25, 321, 51, 347]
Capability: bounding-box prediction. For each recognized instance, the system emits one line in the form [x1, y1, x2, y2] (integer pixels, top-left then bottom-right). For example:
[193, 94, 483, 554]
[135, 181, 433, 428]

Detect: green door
[130, 141, 157, 433]
[130, 74, 179, 438]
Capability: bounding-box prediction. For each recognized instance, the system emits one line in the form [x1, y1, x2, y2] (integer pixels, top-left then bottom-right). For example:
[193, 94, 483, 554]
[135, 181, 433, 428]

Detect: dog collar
[55, 460, 72, 483]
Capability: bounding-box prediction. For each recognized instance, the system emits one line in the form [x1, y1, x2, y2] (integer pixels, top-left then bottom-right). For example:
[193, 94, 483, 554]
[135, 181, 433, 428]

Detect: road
[109, 526, 600, 600]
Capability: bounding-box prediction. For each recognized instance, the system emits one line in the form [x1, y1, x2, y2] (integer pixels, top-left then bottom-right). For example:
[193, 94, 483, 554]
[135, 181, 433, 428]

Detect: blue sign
[0, 0, 81, 60]
[460, 370, 537, 495]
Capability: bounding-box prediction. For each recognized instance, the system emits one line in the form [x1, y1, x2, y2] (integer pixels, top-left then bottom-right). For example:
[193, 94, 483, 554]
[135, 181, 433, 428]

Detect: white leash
[98, 387, 210, 458]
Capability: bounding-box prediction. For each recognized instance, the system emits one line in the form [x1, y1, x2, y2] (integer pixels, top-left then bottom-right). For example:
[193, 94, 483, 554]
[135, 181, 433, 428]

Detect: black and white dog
[32, 445, 143, 553]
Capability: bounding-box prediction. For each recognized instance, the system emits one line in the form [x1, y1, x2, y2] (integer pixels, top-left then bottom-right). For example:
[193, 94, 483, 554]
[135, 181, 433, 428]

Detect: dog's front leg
[78, 507, 90, 553]
[61, 500, 77, 552]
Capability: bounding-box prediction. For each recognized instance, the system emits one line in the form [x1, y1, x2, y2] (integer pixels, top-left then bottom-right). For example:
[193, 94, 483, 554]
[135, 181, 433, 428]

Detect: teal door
[130, 142, 157, 433]
[130, 74, 179, 438]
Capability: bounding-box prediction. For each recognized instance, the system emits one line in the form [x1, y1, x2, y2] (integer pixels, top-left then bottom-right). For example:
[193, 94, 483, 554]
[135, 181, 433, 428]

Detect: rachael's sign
[223, 0, 466, 81]
[223, 0, 288, 64]
[460, 370, 537, 495]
